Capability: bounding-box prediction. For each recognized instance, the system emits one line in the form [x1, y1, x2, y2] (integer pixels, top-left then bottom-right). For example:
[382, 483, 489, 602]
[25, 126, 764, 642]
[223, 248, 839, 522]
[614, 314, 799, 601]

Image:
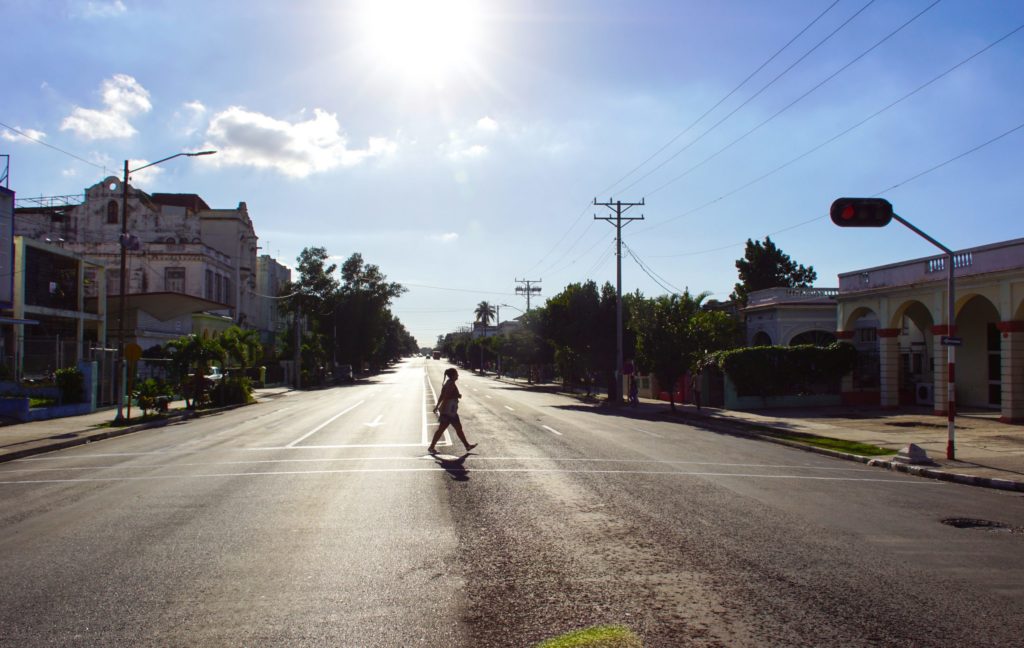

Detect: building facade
[836, 237, 1024, 423]
[14, 177, 284, 349]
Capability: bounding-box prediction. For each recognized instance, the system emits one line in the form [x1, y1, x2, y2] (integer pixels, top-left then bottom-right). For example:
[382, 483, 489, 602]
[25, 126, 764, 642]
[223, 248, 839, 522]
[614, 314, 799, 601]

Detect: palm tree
[167, 334, 226, 409]
[220, 326, 263, 371]
[474, 301, 495, 327]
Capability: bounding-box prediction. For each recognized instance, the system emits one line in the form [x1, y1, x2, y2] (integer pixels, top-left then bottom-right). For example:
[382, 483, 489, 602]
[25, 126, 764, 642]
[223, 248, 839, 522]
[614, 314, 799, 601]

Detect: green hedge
[712, 343, 857, 397]
[55, 367, 84, 403]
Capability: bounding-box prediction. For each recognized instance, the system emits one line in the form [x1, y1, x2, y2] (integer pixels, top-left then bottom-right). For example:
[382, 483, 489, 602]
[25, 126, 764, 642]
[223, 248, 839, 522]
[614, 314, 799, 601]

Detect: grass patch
[771, 432, 896, 456]
[535, 625, 642, 648]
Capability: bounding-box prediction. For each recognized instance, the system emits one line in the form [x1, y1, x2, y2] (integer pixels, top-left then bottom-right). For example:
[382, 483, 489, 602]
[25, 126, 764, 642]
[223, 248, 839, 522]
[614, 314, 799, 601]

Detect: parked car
[335, 364, 354, 383]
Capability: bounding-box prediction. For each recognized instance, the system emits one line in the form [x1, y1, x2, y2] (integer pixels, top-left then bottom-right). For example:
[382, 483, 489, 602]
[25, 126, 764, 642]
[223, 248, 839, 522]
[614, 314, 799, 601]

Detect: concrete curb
[668, 409, 1024, 494]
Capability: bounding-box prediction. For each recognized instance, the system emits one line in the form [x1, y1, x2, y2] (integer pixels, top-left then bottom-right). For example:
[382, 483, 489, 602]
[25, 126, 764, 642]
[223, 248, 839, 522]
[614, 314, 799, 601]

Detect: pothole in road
[941, 518, 1022, 533]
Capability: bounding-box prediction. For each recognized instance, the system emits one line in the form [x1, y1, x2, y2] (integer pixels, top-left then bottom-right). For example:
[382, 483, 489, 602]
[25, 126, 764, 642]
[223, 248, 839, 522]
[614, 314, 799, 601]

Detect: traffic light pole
[594, 198, 644, 405]
[892, 214, 957, 460]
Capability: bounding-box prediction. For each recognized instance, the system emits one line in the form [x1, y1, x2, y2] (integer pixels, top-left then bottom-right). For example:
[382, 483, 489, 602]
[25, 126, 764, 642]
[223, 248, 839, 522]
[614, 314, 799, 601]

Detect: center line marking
[542, 425, 562, 435]
[287, 400, 364, 448]
[633, 427, 662, 438]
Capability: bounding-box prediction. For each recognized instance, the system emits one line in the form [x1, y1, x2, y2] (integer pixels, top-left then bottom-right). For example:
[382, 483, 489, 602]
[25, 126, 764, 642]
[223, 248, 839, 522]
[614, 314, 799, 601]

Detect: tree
[335, 253, 406, 372]
[167, 334, 226, 409]
[220, 326, 263, 371]
[632, 290, 734, 412]
[474, 301, 496, 327]
[731, 236, 816, 305]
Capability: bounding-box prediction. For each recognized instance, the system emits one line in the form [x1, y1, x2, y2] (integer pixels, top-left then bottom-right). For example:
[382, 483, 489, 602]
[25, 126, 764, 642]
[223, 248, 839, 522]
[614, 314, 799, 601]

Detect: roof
[86, 292, 229, 321]
[150, 193, 211, 212]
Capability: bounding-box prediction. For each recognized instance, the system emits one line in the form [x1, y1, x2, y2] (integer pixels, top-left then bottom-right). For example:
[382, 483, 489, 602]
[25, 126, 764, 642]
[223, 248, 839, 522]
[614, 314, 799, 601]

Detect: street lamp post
[115, 150, 216, 423]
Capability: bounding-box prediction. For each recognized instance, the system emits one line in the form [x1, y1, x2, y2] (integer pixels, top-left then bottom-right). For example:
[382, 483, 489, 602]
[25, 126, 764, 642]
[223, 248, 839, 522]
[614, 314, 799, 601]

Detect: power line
[599, 0, 843, 198]
[624, 242, 685, 296]
[641, 0, 942, 199]
[646, 117, 1024, 259]
[617, 0, 882, 197]
[527, 3, 848, 279]
[0, 121, 108, 171]
[637, 20, 1024, 238]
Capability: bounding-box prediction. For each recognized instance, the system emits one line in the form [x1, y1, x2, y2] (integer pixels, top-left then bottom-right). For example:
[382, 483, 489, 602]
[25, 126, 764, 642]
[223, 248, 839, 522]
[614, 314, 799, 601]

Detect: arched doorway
[957, 295, 1000, 409]
[893, 300, 935, 406]
[752, 331, 772, 346]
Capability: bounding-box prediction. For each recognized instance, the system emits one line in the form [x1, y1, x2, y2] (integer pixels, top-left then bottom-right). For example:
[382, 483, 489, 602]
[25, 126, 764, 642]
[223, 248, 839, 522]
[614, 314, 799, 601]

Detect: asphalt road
[1, 358, 1022, 647]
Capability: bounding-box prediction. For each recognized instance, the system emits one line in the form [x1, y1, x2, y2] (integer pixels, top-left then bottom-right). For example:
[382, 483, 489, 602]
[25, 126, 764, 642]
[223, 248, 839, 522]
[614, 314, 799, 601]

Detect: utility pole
[594, 197, 644, 405]
[515, 278, 542, 311]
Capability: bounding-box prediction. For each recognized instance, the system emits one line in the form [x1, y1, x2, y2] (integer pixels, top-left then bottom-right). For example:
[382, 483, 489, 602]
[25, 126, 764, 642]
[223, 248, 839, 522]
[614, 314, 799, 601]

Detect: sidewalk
[0, 386, 294, 464]
[642, 401, 1024, 492]
[3, 380, 1023, 492]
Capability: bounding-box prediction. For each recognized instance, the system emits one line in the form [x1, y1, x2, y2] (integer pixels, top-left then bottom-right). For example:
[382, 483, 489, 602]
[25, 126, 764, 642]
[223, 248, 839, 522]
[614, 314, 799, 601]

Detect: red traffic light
[830, 197, 893, 227]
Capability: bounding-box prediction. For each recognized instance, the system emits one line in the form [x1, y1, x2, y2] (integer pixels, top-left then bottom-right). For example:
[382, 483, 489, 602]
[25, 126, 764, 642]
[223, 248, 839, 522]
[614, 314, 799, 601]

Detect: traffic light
[830, 197, 893, 227]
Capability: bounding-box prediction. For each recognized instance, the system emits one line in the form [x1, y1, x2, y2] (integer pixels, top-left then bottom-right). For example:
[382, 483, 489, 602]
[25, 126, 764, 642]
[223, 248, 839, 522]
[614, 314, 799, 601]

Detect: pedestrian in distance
[428, 368, 478, 454]
[629, 376, 639, 407]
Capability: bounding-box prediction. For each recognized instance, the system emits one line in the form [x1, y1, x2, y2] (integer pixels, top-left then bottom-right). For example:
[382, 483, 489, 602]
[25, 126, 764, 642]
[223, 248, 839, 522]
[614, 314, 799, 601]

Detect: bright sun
[357, 0, 483, 84]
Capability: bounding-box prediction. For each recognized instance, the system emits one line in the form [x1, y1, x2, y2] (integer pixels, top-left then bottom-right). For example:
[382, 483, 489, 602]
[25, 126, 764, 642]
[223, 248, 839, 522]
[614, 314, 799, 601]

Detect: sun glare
[358, 0, 483, 84]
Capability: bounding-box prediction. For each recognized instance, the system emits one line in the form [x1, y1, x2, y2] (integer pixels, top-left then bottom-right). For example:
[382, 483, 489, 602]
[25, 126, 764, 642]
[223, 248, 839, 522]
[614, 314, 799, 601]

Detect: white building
[836, 237, 1024, 423]
[15, 177, 285, 350]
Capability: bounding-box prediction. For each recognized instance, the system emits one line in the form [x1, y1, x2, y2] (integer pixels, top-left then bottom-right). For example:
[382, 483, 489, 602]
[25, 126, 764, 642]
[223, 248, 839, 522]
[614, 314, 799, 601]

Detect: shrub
[209, 376, 254, 406]
[55, 367, 85, 403]
[134, 378, 174, 416]
[713, 343, 857, 397]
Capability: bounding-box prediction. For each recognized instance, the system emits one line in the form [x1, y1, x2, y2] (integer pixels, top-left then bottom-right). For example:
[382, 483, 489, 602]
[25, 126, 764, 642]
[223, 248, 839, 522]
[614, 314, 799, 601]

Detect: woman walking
[428, 368, 477, 453]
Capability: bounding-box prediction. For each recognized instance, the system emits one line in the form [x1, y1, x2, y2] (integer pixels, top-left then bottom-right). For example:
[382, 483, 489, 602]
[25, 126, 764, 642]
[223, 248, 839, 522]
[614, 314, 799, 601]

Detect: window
[858, 327, 877, 343]
[165, 267, 186, 293]
[205, 269, 214, 300]
[106, 200, 119, 224]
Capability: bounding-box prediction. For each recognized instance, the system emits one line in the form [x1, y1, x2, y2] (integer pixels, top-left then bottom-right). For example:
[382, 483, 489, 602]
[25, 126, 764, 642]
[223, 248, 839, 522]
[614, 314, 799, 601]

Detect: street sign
[124, 342, 143, 362]
[941, 336, 962, 347]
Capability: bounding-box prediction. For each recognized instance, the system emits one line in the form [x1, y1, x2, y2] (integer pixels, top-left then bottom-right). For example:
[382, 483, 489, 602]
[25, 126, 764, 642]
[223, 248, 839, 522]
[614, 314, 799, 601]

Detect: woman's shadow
[430, 451, 472, 481]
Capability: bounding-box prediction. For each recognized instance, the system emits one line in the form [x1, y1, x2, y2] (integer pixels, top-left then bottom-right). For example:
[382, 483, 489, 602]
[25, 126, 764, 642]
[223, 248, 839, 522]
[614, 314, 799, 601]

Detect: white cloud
[202, 107, 396, 178]
[174, 100, 208, 136]
[62, 168, 78, 178]
[476, 116, 499, 132]
[71, 1, 127, 19]
[60, 74, 152, 140]
[441, 131, 488, 161]
[126, 158, 164, 188]
[429, 232, 459, 243]
[0, 126, 46, 142]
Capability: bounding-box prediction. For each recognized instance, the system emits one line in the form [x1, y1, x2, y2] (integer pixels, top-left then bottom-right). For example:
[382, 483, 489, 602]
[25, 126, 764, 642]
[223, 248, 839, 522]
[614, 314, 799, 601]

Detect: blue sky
[2, 0, 1022, 347]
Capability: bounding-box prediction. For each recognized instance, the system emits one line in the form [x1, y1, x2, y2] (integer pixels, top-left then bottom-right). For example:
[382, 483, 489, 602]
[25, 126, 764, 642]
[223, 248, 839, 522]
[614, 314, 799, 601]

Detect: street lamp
[115, 150, 216, 423]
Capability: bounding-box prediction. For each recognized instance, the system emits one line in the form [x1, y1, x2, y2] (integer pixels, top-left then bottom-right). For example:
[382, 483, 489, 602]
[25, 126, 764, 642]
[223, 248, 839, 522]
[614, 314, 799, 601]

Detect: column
[836, 331, 855, 396]
[878, 328, 901, 408]
[931, 325, 951, 416]
[998, 321, 1024, 424]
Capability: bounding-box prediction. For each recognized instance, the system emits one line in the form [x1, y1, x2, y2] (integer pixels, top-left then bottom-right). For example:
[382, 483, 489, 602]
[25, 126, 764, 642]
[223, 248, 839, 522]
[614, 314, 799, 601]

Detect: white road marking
[365, 415, 383, 428]
[287, 401, 364, 448]
[4, 456, 881, 473]
[633, 427, 662, 438]
[485, 395, 492, 399]
[0, 468, 941, 486]
[504, 405, 515, 412]
[542, 425, 562, 436]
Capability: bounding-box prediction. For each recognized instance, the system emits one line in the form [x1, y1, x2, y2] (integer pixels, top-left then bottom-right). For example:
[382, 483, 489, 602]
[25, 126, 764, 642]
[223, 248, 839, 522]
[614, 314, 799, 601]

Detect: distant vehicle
[432, 350, 441, 360]
[336, 364, 354, 383]
[205, 366, 224, 382]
